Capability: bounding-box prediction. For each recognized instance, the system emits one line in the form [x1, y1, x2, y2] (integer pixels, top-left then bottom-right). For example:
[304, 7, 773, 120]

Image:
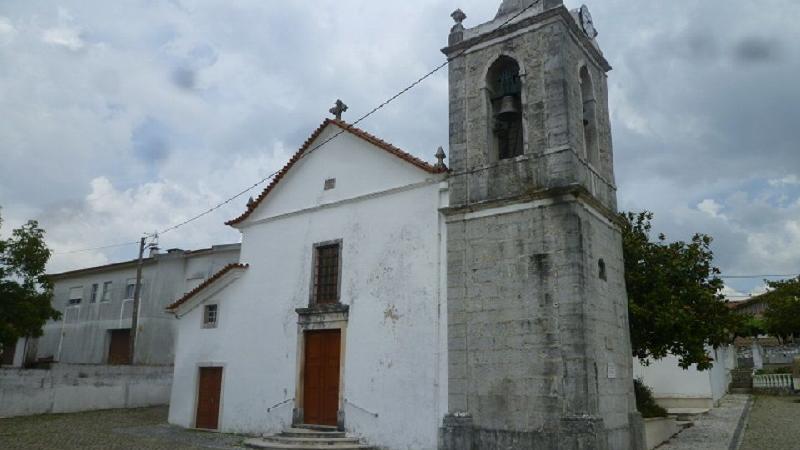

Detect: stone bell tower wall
[440, 3, 643, 449]
[446, 8, 617, 213]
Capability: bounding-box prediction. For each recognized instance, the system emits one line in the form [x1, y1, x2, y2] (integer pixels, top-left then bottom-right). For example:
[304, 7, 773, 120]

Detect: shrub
[634, 378, 668, 418]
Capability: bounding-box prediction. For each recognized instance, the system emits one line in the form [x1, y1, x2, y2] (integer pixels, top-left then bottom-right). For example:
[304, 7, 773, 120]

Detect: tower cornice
[442, 6, 611, 72]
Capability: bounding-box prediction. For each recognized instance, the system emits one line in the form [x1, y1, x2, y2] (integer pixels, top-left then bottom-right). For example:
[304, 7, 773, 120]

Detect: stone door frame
[293, 304, 349, 430]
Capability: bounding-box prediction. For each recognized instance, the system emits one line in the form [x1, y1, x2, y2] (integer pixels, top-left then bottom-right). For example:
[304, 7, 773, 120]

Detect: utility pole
[129, 237, 146, 365]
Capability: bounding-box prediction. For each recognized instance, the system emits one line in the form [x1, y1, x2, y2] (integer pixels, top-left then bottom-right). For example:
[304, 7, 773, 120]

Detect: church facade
[167, 2, 643, 449]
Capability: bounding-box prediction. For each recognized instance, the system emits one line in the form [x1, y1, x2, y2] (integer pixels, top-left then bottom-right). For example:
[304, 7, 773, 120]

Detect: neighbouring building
[24, 244, 241, 367]
[167, 2, 643, 449]
[730, 296, 769, 317]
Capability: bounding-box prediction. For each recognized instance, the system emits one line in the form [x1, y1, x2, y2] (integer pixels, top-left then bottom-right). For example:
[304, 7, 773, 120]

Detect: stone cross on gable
[330, 99, 348, 120]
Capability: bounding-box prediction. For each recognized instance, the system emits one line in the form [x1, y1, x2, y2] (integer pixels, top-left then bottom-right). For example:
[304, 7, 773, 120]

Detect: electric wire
[53, 2, 541, 254]
[155, 3, 536, 237]
[52, 241, 141, 255]
[719, 274, 798, 279]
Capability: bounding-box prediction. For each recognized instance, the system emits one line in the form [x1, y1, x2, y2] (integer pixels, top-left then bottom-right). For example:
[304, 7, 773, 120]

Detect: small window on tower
[487, 56, 524, 160]
[324, 178, 336, 190]
[598, 259, 607, 281]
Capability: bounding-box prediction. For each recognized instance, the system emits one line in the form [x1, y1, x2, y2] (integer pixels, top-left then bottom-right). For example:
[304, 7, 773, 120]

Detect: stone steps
[730, 368, 754, 390]
[244, 427, 374, 450]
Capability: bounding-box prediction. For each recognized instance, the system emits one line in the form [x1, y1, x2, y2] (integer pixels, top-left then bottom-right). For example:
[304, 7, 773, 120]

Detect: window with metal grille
[314, 243, 340, 304]
[203, 304, 218, 328]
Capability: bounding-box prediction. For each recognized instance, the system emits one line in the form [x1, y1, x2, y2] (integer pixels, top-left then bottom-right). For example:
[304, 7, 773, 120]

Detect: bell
[495, 95, 521, 120]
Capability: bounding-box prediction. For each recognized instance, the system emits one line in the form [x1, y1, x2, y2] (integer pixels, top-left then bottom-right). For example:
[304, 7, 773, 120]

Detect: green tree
[622, 211, 741, 370]
[761, 276, 800, 341]
[0, 210, 60, 352]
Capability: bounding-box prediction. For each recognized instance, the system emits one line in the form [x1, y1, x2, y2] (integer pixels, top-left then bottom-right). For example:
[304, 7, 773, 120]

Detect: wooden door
[196, 367, 223, 430]
[107, 329, 131, 365]
[303, 330, 341, 426]
[1, 341, 15, 366]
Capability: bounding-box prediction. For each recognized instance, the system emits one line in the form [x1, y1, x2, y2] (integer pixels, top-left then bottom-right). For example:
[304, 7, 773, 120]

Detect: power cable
[48, 3, 548, 254]
[51, 241, 140, 256]
[154, 2, 538, 236]
[719, 274, 798, 279]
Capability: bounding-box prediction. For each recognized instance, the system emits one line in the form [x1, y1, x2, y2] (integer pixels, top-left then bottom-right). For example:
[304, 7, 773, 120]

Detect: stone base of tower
[440, 412, 645, 450]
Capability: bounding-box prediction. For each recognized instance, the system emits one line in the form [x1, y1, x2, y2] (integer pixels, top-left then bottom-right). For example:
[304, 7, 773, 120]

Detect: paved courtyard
[658, 394, 750, 450]
[2, 397, 799, 449]
[0, 407, 248, 450]
[740, 395, 800, 450]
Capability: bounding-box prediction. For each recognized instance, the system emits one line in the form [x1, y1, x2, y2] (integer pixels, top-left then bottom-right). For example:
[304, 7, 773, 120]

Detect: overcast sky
[1, 0, 798, 298]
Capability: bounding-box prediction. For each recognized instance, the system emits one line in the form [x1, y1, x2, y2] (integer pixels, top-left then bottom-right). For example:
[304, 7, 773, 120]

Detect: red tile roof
[166, 263, 248, 311]
[225, 119, 447, 226]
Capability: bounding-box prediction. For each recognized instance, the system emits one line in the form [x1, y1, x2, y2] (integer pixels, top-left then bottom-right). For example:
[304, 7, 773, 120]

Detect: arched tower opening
[580, 65, 599, 167]
[487, 56, 523, 160]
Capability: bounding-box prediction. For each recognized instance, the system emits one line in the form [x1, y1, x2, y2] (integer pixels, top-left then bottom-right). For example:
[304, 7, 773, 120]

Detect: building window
[313, 242, 341, 305]
[487, 56, 524, 161]
[324, 178, 336, 190]
[101, 281, 113, 302]
[125, 279, 136, 300]
[90, 284, 99, 303]
[68, 286, 83, 305]
[203, 304, 218, 328]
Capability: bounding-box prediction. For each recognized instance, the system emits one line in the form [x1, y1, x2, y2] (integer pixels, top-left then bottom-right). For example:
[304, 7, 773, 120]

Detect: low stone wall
[0, 364, 172, 418]
[644, 417, 679, 450]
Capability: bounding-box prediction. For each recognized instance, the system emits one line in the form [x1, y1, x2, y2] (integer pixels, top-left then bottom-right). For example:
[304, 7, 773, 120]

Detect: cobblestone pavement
[658, 394, 750, 450]
[0, 407, 249, 450]
[740, 395, 800, 450]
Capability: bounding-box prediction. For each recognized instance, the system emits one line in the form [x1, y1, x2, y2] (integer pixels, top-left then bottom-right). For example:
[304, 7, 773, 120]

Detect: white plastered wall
[169, 126, 449, 449]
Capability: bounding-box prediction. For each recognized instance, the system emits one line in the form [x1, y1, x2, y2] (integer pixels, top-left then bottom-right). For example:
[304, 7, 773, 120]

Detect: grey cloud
[171, 67, 195, 90]
[132, 117, 171, 163]
[735, 36, 780, 63]
[2, 0, 800, 279]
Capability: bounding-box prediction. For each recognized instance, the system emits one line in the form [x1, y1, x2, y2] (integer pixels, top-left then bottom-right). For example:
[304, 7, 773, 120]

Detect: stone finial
[449, 9, 467, 45]
[435, 146, 447, 169]
[329, 99, 348, 120]
[451, 9, 466, 26]
[247, 196, 255, 208]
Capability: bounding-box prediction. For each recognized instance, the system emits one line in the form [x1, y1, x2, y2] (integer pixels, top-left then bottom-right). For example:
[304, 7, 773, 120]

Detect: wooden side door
[107, 329, 131, 365]
[196, 367, 223, 430]
[303, 329, 341, 426]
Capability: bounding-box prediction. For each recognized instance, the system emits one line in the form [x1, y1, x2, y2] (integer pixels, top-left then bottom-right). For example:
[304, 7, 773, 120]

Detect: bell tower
[440, 2, 644, 449]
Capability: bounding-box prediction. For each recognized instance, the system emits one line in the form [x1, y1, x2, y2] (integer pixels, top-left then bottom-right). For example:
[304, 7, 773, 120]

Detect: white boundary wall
[633, 346, 736, 409]
[0, 364, 172, 417]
